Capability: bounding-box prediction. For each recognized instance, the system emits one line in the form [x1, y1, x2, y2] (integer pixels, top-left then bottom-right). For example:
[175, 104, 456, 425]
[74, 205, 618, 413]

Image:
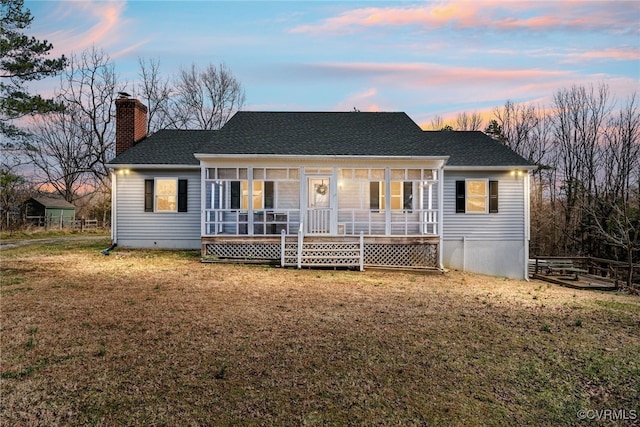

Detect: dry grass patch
[1, 239, 639, 426]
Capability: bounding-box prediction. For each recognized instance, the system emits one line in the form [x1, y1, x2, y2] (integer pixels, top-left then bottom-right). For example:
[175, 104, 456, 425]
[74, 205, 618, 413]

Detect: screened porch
[202, 166, 441, 238]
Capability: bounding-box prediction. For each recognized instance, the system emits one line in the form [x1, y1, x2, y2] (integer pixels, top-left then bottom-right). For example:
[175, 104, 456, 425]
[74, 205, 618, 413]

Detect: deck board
[531, 273, 617, 291]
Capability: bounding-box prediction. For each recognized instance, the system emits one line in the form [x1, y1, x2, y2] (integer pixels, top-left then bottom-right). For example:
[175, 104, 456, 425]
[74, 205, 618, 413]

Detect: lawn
[1, 239, 638, 426]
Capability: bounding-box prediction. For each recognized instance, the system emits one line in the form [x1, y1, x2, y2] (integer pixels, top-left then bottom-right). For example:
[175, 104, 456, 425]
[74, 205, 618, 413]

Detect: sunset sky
[25, 0, 640, 128]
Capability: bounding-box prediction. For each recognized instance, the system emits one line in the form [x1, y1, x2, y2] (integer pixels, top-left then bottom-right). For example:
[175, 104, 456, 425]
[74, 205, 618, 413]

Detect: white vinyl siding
[115, 170, 201, 249]
[443, 171, 524, 240]
[442, 170, 527, 279]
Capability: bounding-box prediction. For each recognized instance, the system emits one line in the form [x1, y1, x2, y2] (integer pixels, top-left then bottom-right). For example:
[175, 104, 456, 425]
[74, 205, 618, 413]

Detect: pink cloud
[38, 1, 142, 56]
[304, 62, 570, 88]
[290, 1, 637, 35]
[562, 48, 640, 62]
[334, 88, 386, 112]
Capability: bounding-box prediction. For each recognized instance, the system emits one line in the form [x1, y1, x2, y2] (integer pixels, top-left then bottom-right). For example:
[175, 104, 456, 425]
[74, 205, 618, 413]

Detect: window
[369, 181, 413, 210]
[230, 181, 274, 210]
[144, 179, 188, 212]
[456, 180, 498, 213]
[156, 179, 177, 211]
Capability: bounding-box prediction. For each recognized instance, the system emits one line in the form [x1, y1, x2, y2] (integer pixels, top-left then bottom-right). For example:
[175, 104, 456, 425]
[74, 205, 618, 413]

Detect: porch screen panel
[338, 181, 363, 209]
[230, 181, 240, 209]
[277, 181, 299, 209]
[264, 181, 274, 209]
[369, 182, 380, 210]
[403, 182, 413, 210]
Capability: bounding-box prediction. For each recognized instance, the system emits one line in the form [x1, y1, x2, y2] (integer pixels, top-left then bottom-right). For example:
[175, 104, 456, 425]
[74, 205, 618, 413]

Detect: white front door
[307, 177, 331, 234]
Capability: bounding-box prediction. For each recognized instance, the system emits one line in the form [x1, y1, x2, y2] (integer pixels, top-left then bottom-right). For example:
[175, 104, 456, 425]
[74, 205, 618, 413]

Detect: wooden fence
[26, 216, 100, 231]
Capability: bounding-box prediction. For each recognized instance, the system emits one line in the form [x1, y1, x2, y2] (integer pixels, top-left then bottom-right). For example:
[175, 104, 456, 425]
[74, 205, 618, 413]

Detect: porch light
[510, 170, 524, 177]
[118, 169, 130, 175]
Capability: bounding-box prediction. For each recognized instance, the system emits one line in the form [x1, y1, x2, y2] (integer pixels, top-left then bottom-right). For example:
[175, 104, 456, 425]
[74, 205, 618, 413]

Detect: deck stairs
[282, 232, 364, 270]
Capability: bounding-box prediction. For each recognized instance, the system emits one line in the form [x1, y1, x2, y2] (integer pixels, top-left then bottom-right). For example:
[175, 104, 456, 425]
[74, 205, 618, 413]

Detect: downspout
[462, 235, 466, 272]
[438, 166, 444, 269]
[524, 171, 531, 281]
[111, 170, 117, 245]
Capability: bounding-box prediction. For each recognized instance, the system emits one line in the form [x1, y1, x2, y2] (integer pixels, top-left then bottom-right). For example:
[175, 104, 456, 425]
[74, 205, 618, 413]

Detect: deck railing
[204, 208, 439, 237]
[530, 256, 639, 288]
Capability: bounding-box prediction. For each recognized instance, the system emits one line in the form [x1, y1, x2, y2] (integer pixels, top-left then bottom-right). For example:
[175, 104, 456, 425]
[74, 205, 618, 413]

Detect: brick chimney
[115, 94, 148, 156]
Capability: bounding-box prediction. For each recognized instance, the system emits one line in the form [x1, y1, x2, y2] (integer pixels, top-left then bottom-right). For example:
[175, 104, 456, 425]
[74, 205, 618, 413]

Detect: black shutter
[230, 181, 240, 209]
[489, 180, 499, 213]
[455, 181, 465, 213]
[264, 181, 274, 209]
[370, 182, 380, 210]
[178, 179, 188, 212]
[144, 179, 154, 212]
[403, 181, 413, 210]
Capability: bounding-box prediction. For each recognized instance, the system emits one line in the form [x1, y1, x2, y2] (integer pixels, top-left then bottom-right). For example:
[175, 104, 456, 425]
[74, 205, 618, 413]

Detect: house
[107, 96, 535, 279]
[24, 196, 76, 228]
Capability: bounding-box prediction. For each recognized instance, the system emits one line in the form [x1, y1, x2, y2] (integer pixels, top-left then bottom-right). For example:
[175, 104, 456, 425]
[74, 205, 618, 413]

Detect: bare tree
[57, 47, 124, 189]
[454, 111, 483, 131]
[493, 100, 547, 164]
[602, 92, 640, 204]
[137, 57, 172, 134]
[588, 92, 640, 286]
[0, 165, 32, 229]
[25, 105, 93, 202]
[552, 83, 612, 255]
[588, 200, 639, 290]
[167, 62, 245, 130]
[429, 115, 444, 131]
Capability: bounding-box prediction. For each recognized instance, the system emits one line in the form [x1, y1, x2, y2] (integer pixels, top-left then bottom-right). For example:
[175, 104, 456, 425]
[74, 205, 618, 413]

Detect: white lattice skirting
[203, 239, 439, 269]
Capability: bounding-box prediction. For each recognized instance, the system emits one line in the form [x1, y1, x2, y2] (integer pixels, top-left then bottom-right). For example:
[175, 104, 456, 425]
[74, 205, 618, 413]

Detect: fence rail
[25, 216, 101, 231]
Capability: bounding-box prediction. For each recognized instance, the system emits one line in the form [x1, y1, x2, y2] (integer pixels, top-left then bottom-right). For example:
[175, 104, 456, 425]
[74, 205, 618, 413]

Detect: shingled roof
[108, 129, 212, 166]
[421, 131, 534, 167]
[108, 111, 533, 168]
[197, 112, 426, 156]
[28, 196, 75, 209]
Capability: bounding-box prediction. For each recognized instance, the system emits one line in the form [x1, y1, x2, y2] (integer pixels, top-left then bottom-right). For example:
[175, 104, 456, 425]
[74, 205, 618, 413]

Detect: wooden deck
[531, 273, 617, 291]
[528, 257, 635, 291]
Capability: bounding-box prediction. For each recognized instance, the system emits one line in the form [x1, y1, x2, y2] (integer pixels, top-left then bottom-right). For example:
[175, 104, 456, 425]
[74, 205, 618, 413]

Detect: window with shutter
[178, 179, 188, 212]
[456, 180, 499, 214]
[489, 181, 498, 213]
[144, 179, 154, 212]
[455, 181, 466, 213]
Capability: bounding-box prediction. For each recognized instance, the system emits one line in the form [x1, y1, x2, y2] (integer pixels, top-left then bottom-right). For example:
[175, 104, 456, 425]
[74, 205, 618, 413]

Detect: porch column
[200, 166, 206, 237]
[384, 167, 391, 235]
[248, 168, 254, 235]
[300, 169, 306, 235]
[330, 167, 338, 235]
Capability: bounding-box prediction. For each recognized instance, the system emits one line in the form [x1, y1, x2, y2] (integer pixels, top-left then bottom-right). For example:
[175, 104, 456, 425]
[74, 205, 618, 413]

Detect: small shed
[24, 196, 76, 228]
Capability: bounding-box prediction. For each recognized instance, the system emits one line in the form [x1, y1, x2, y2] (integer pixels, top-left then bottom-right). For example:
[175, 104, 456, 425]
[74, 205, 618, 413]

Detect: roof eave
[445, 165, 537, 171]
[106, 163, 200, 170]
[195, 153, 450, 162]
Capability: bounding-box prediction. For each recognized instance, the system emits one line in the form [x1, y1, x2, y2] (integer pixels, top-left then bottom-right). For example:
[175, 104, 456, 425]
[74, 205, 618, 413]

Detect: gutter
[106, 164, 200, 170]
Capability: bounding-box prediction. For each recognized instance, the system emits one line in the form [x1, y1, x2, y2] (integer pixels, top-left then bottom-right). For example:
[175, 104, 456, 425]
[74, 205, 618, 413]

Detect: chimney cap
[117, 91, 131, 99]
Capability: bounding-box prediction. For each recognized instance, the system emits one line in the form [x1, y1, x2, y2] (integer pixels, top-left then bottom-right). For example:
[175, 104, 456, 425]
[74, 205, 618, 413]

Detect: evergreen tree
[0, 0, 67, 137]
